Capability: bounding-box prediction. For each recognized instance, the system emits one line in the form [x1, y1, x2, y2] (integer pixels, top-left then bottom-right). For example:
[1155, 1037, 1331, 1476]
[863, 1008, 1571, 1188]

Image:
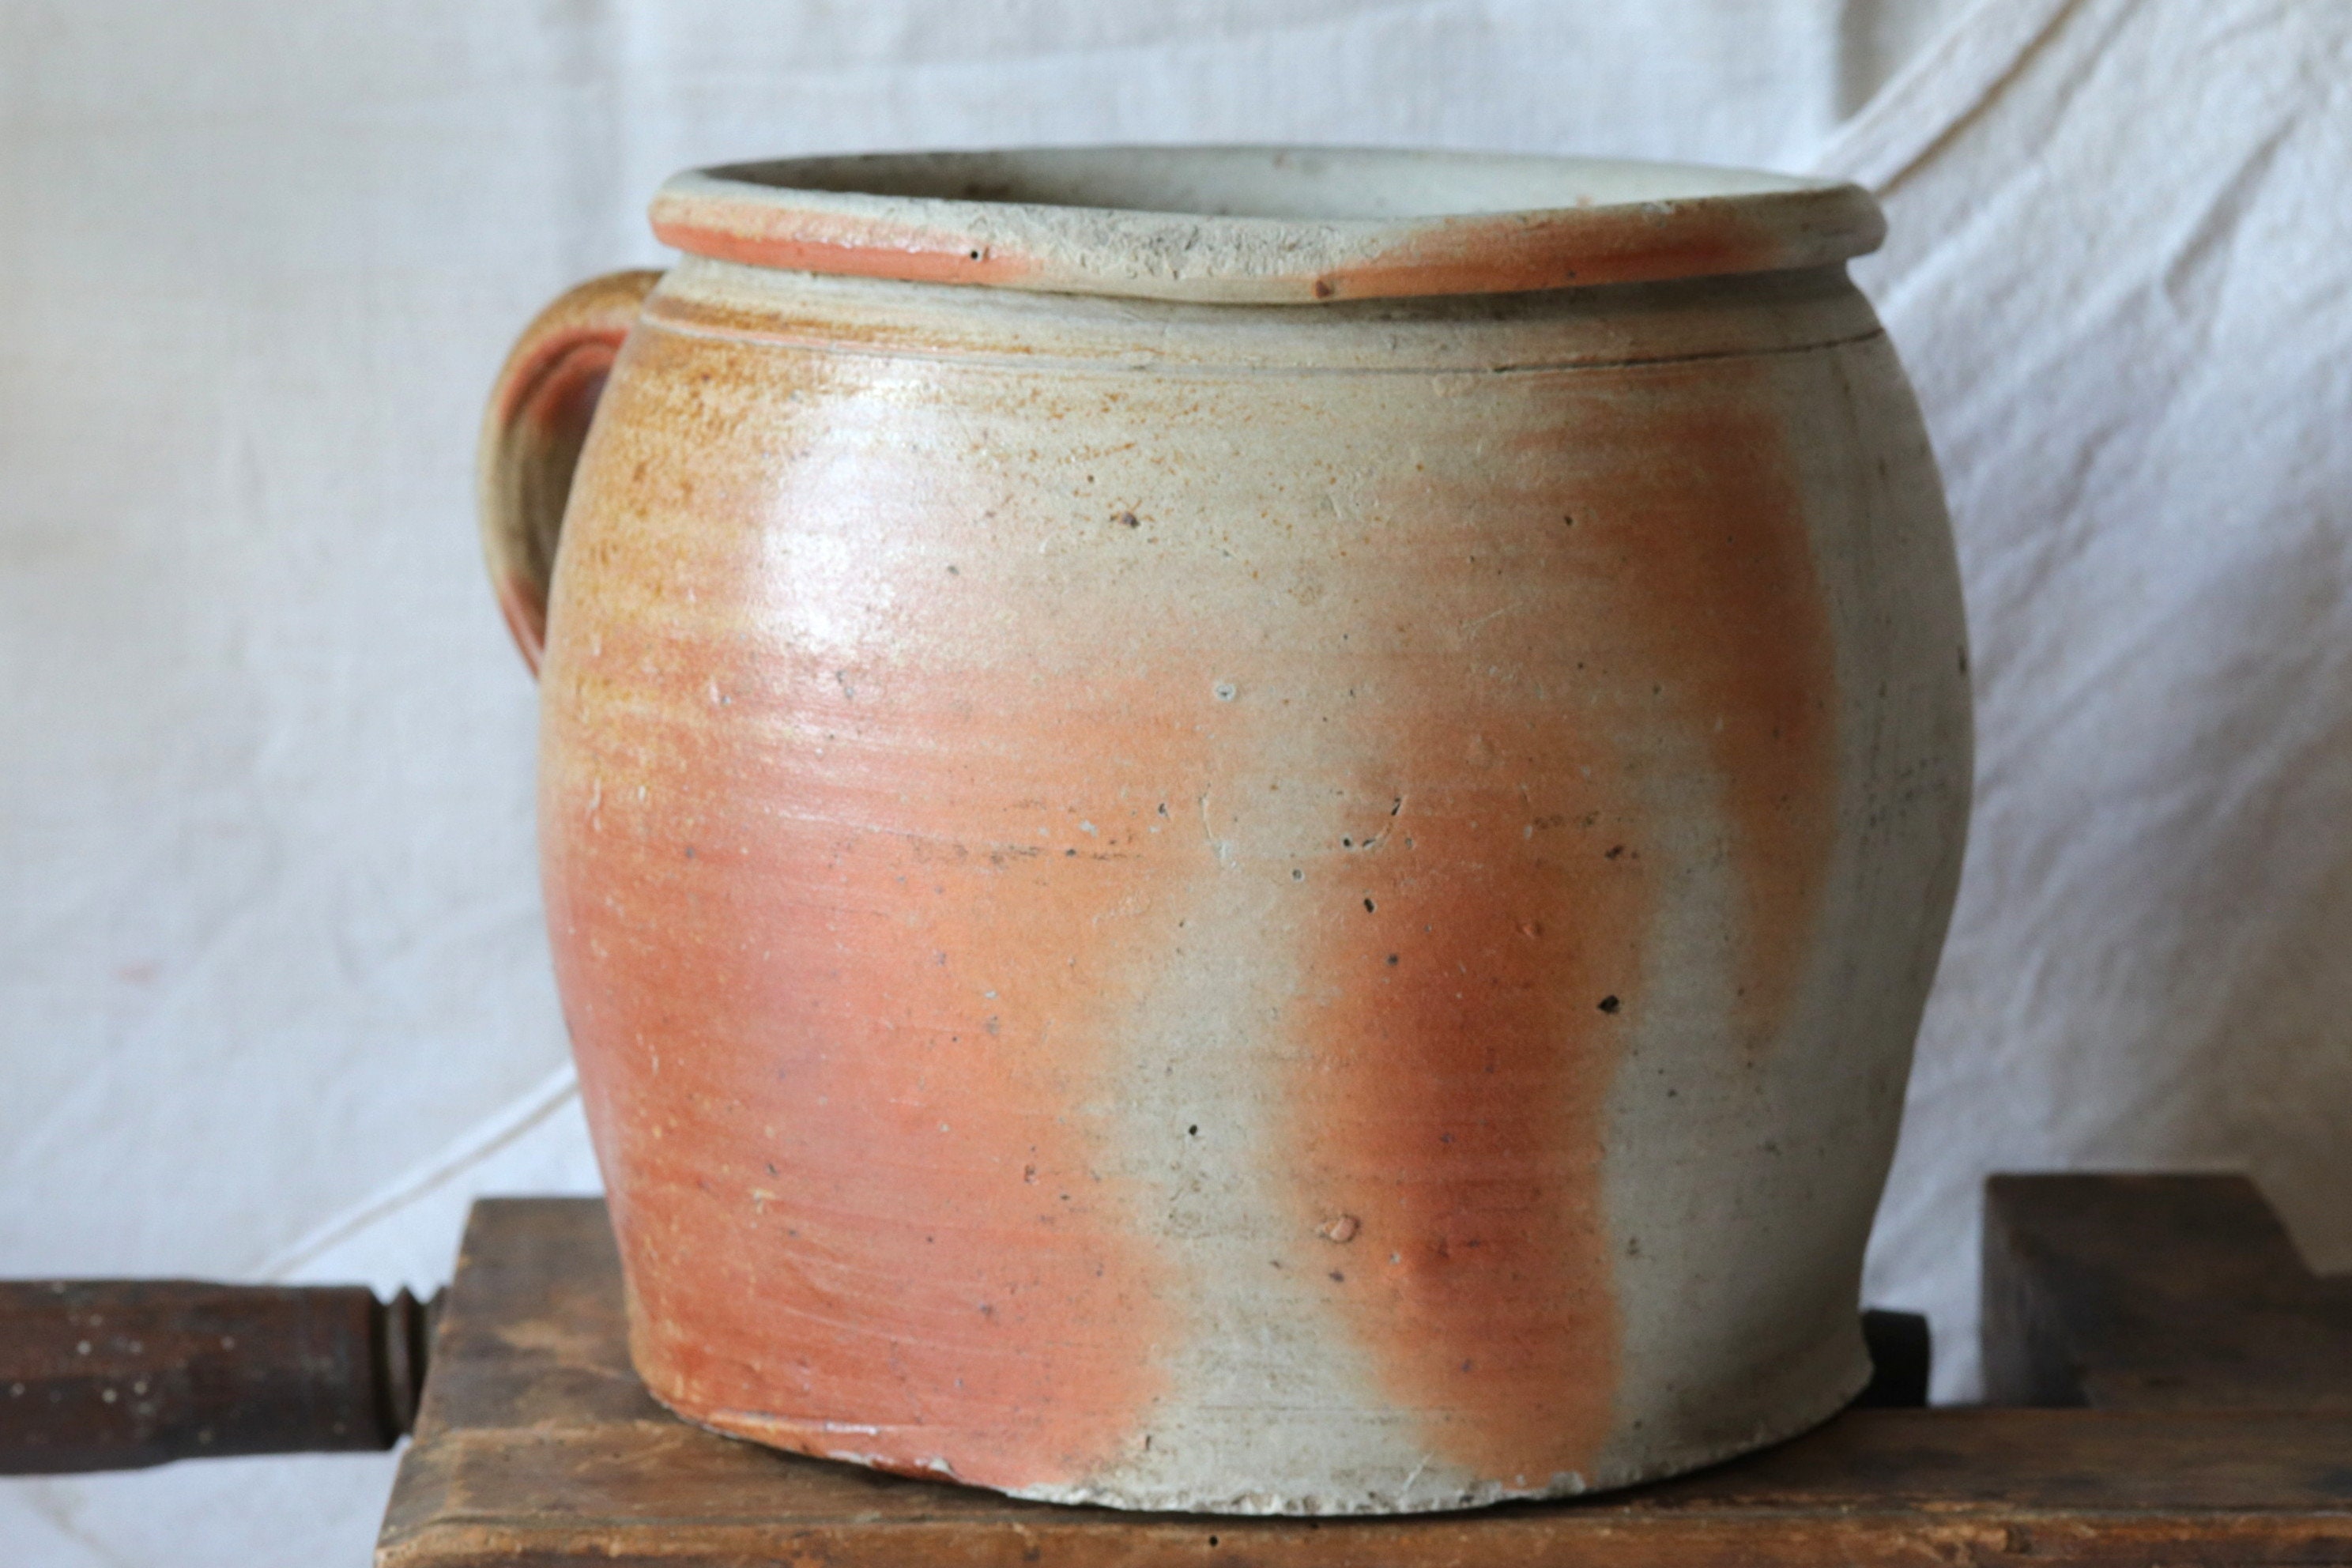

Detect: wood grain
[1983, 1173, 2352, 1411]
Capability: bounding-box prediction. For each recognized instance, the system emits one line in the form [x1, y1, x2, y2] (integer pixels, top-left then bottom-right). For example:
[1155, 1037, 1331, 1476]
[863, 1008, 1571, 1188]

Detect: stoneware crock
[478, 146, 1972, 1516]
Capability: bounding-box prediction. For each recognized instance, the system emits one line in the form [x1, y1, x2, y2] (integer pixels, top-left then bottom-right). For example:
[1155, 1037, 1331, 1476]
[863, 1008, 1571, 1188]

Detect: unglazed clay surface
[482, 148, 1971, 1515]
[650, 145, 1885, 303]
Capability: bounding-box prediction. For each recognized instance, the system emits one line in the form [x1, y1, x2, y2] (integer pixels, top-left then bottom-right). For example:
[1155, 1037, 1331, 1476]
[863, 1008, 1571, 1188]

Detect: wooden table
[376, 1189, 2352, 1566]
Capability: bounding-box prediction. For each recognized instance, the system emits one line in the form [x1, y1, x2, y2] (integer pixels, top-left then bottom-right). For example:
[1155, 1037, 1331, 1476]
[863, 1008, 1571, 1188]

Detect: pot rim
[648, 145, 1884, 306]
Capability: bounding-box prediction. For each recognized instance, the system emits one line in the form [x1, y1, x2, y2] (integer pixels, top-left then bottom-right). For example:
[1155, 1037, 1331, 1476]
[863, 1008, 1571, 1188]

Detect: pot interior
[650, 144, 1883, 304]
[710, 145, 1836, 221]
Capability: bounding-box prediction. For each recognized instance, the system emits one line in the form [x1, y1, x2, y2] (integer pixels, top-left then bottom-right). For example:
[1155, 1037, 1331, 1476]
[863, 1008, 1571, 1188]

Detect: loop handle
[477, 270, 662, 675]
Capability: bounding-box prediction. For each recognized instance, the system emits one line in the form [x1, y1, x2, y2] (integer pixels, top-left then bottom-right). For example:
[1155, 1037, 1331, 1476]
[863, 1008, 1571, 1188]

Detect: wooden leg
[1981, 1173, 2352, 1409]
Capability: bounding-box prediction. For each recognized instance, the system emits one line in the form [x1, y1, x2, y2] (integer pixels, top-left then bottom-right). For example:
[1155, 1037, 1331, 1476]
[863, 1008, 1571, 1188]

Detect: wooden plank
[1983, 1174, 2352, 1409]
[377, 1198, 2352, 1567]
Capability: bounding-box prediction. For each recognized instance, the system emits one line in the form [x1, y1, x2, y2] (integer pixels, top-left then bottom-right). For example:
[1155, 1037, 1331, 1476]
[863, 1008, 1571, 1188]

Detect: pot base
[643, 1338, 1873, 1516]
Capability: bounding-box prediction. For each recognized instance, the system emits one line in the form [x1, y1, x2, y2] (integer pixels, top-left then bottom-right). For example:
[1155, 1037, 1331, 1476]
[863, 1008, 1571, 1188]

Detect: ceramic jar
[479, 148, 1970, 1515]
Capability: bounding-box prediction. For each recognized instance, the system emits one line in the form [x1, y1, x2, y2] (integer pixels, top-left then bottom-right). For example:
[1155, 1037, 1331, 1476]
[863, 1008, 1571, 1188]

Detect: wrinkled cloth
[5, 0, 2348, 1560]
[1838, 0, 2352, 1389]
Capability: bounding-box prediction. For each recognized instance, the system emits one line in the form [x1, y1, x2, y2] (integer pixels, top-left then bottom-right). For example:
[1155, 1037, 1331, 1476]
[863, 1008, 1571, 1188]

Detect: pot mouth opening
[650, 145, 1883, 306]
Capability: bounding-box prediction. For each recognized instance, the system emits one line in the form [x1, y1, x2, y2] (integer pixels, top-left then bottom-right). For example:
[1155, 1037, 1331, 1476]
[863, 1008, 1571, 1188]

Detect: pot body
[531, 255, 1969, 1513]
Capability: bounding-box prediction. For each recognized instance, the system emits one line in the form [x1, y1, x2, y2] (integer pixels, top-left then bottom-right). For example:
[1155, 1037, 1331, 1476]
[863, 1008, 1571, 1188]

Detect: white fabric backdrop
[5, 0, 2347, 1560]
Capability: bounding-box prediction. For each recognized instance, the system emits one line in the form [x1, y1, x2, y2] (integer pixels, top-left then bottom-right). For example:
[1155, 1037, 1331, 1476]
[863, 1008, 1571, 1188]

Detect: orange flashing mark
[541, 325, 1189, 1494]
[1288, 737, 1638, 1487]
[1314, 205, 1792, 303]
[650, 215, 1042, 289]
[1283, 357, 1840, 1486]
[1591, 368, 1841, 1042]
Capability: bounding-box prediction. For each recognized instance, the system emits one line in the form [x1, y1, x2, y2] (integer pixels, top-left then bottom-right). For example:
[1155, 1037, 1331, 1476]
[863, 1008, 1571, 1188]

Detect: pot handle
[477, 270, 663, 676]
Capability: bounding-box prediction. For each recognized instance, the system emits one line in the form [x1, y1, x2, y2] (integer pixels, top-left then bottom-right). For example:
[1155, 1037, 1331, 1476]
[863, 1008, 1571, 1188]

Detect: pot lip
[648, 145, 1884, 306]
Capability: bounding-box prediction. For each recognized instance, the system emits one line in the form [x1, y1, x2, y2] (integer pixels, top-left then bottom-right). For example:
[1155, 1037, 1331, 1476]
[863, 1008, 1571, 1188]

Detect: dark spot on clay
[1363, 898, 1376, 912]
[1341, 837, 1354, 848]
[1386, 954, 1399, 965]
[1117, 511, 1140, 528]
[1598, 995, 1622, 1014]
[968, 248, 983, 260]
[1158, 802, 1170, 816]
[1292, 868, 1305, 881]
[683, 845, 696, 858]
[766, 1162, 778, 1176]
[1562, 514, 1575, 527]
[947, 564, 959, 575]
[1313, 278, 1336, 299]
[1188, 1125, 1200, 1136]
[1328, 1270, 1346, 1282]
[1606, 845, 1624, 859]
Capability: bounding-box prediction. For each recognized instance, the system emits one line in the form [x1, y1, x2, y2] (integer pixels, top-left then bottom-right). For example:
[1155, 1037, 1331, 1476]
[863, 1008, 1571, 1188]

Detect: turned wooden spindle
[0, 1280, 439, 1473]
